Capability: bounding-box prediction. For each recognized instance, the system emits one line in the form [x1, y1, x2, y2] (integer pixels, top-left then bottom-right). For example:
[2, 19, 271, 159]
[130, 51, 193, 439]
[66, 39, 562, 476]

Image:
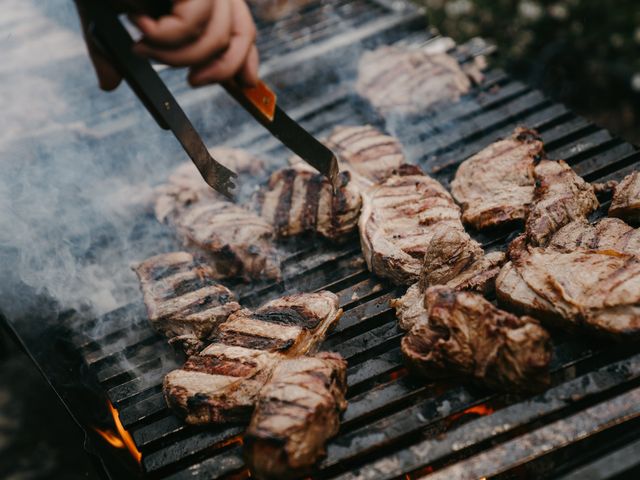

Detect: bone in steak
[402, 286, 552, 392]
[496, 245, 640, 339]
[548, 218, 640, 255]
[259, 166, 361, 242]
[155, 159, 280, 281]
[244, 352, 347, 480]
[451, 127, 544, 230]
[163, 291, 342, 424]
[609, 171, 640, 225]
[248, 0, 314, 21]
[133, 252, 241, 354]
[359, 164, 468, 285]
[525, 159, 599, 246]
[356, 45, 478, 114]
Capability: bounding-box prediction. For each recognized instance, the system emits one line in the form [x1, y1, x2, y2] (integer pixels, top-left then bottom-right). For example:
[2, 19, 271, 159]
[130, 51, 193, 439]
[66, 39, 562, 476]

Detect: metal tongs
[81, 0, 338, 199]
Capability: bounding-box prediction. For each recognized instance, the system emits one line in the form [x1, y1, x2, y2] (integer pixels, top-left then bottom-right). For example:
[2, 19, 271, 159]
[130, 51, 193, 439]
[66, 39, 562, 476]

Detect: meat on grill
[133, 251, 241, 354]
[248, 0, 314, 21]
[356, 45, 478, 114]
[496, 245, 640, 339]
[451, 128, 544, 230]
[359, 164, 469, 285]
[163, 291, 342, 424]
[324, 125, 406, 184]
[391, 228, 505, 331]
[548, 218, 640, 255]
[402, 286, 552, 392]
[609, 171, 640, 225]
[259, 166, 362, 242]
[244, 352, 347, 480]
[155, 159, 280, 281]
[525, 159, 599, 246]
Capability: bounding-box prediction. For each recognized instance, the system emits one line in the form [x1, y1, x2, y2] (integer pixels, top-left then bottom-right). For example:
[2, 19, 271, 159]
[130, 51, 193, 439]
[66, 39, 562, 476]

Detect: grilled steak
[392, 234, 505, 332]
[244, 352, 347, 479]
[496, 246, 640, 339]
[609, 171, 640, 225]
[324, 125, 406, 184]
[451, 128, 544, 230]
[525, 160, 599, 246]
[163, 291, 342, 424]
[155, 160, 280, 281]
[248, 0, 314, 21]
[402, 286, 552, 392]
[356, 45, 477, 114]
[133, 252, 241, 354]
[359, 164, 468, 285]
[259, 166, 362, 242]
[548, 218, 640, 254]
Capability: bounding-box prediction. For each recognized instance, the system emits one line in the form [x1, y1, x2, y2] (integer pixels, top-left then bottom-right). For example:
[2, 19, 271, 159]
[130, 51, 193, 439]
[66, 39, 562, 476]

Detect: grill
[3, 1, 640, 479]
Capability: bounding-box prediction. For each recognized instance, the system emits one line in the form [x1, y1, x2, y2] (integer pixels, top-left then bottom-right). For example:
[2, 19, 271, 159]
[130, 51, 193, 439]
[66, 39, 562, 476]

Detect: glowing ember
[388, 368, 407, 382]
[93, 401, 142, 464]
[448, 403, 496, 424]
[405, 465, 435, 479]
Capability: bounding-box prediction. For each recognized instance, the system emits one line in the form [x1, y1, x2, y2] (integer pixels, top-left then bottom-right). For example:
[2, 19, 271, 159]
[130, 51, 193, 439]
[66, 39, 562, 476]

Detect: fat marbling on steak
[155, 156, 280, 281]
[356, 45, 480, 114]
[525, 159, 599, 246]
[163, 291, 342, 424]
[244, 352, 347, 480]
[451, 127, 544, 230]
[259, 166, 361, 242]
[133, 251, 241, 354]
[496, 244, 640, 339]
[402, 286, 552, 392]
[548, 218, 640, 255]
[609, 171, 640, 225]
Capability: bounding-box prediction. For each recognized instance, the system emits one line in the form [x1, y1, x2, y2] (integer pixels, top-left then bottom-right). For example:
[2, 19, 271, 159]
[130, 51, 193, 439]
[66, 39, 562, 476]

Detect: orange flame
[93, 401, 142, 464]
[448, 403, 495, 424]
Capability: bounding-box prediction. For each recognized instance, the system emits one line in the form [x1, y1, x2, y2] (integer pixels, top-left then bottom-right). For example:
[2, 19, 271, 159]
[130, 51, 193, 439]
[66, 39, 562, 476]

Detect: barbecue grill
[3, 1, 640, 479]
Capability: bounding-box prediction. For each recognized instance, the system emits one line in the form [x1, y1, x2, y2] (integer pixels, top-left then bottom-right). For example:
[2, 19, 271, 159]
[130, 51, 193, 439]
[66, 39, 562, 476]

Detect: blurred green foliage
[417, 0, 640, 142]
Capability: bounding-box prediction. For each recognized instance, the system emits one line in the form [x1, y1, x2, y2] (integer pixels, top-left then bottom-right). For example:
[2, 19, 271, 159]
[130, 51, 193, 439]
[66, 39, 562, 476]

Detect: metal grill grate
[5, 1, 640, 479]
[63, 22, 640, 479]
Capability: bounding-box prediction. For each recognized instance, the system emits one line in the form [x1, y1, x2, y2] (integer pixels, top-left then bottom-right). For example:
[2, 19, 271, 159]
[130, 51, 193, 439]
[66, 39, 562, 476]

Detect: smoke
[0, 0, 226, 321]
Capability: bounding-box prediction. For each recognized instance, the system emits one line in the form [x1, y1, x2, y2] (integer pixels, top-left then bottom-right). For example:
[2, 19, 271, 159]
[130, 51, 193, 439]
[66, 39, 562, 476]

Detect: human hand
[76, 0, 259, 91]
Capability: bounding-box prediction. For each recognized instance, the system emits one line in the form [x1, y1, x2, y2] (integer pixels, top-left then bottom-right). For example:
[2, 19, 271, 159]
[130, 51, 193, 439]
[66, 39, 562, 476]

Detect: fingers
[238, 45, 260, 87]
[133, 0, 233, 66]
[130, 0, 211, 48]
[188, 0, 257, 87]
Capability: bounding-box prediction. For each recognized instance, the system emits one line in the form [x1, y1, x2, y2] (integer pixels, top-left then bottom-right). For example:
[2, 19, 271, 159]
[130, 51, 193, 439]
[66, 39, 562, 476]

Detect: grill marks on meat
[163, 292, 342, 424]
[244, 352, 347, 479]
[155, 159, 280, 281]
[496, 246, 640, 339]
[609, 171, 640, 225]
[133, 252, 240, 354]
[324, 125, 405, 184]
[359, 164, 466, 285]
[356, 46, 476, 114]
[260, 166, 362, 242]
[391, 238, 505, 332]
[402, 286, 552, 392]
[525, 160, 599, 246]
[451, 128, 544, 230]
[549, 218, 640, 255]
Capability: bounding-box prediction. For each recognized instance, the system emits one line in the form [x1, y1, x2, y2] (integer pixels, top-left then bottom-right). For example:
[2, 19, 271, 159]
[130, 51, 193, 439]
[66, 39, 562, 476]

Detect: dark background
[1, 0, 638, 478]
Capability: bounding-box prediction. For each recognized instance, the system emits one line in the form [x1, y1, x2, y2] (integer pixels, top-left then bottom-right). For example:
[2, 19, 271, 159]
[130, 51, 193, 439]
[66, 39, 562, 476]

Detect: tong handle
[223, 80, 277, 123]
[84, 0, 173, 130]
